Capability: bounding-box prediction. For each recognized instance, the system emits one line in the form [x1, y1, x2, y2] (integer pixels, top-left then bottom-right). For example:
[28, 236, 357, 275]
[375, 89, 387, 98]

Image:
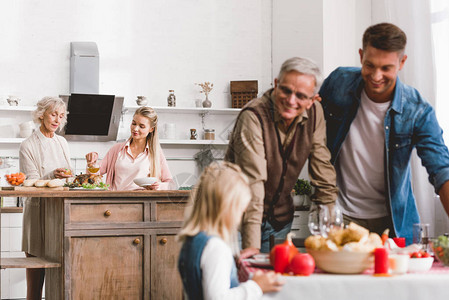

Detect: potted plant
[292, 178, 312, 207]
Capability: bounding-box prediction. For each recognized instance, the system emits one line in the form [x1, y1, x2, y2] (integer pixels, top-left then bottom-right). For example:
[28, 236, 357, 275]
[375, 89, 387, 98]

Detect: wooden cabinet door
[69, 235, 145, 300]
[151, 234, 183, 300]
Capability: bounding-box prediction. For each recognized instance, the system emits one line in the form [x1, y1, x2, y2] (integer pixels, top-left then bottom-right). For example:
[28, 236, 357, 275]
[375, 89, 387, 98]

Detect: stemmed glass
[308, 202, 325, 236]
[308, 203, 343, 237]
[320, 204, 344, 237]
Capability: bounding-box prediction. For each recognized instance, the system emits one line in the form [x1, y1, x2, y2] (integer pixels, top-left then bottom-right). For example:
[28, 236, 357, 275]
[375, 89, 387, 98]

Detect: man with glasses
[319, 23, 449, 244]
[226, 57, 338, 256]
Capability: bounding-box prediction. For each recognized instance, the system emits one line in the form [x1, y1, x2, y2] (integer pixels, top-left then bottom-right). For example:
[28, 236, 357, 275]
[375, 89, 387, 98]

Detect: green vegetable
[81, 182, 110, 190]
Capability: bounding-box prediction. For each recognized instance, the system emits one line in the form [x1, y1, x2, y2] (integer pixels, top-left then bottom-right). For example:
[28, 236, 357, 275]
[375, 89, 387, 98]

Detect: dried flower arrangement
[196, 82, 214, 97]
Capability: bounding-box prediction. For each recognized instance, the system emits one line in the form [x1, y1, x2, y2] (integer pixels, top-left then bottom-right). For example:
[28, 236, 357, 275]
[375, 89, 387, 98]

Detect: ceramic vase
[202, 95, 212, 108]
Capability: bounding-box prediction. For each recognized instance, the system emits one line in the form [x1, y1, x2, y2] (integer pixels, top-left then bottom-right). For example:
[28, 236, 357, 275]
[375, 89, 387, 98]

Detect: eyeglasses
[277, 85, 314, 102]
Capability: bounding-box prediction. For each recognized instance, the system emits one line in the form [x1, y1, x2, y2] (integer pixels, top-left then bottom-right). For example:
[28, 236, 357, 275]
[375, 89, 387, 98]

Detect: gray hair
[277, 57, 323, 93]
[32, 96, 68, 129]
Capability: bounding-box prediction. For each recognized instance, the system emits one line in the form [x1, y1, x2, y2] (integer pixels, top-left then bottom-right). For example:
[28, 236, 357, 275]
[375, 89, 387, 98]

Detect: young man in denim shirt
[319, 23, 449, 244]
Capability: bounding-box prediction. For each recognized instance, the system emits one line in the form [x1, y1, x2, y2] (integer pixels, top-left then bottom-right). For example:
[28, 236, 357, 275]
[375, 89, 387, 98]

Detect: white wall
[0, 0, 273, 179]
[322, 0, 371, 75]
[0, 0, 272, 108]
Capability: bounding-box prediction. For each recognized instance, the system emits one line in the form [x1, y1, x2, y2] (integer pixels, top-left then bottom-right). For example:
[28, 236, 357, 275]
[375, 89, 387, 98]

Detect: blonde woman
[178, 162, 284, 300]
[19, 96, 73, 300]
[86, 106, 172, 190]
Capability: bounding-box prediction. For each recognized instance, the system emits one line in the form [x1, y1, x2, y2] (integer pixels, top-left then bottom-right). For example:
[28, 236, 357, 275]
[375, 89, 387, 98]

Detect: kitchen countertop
[0, 189, 191, 198]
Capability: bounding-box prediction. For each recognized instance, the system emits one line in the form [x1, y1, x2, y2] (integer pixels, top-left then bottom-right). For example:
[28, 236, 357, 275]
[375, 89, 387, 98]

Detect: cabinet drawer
[156, 202, 187, 221]
[70, 203, 144, 223]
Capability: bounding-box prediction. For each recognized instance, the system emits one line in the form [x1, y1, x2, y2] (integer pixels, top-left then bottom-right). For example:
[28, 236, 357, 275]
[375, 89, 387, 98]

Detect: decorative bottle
[167, 90, 176, 107]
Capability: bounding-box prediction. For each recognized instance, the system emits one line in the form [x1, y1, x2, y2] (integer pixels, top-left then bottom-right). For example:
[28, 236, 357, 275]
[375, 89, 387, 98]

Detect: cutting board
[1, 186, 69, 191]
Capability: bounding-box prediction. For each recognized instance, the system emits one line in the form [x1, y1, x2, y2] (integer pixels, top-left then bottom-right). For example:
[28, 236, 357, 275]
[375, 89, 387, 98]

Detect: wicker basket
[230, 80, 258, 108]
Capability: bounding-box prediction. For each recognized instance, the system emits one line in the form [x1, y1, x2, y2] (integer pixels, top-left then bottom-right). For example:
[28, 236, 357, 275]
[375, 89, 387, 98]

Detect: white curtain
[371, 0, 449, 236]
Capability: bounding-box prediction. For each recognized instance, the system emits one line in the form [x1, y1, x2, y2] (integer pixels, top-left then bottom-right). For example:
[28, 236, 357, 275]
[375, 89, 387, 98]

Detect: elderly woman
[86, 106, 172, 190]
[19, 96, 72, 300]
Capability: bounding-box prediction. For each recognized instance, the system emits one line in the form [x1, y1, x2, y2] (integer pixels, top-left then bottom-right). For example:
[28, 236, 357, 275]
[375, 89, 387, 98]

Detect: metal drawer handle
[160, 238, 168, 245]
[104, 210, 112, 217]
[133, 238, 141, 245]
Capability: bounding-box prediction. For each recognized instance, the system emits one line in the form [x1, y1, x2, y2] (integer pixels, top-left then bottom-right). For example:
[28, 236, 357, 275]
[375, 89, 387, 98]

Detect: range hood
[70, 42, 99, 94]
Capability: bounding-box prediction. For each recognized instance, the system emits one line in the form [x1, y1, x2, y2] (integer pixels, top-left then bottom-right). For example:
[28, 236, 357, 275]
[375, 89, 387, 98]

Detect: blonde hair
[178, 162, 251, 254]
[133, 107, 161, 178]
[32, 96, 68, 130]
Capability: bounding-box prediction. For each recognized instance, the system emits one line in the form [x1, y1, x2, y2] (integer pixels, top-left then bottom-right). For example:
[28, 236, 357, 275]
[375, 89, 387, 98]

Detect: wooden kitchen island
[0, 189, 190, 300]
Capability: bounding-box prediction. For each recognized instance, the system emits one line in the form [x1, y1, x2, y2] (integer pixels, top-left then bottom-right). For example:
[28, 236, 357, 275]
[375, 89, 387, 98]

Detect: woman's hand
[252, 270, 284, 293]
[85, 152, 99, 165]
[53, 168, 73, 179]
[143, 182, 160, 190]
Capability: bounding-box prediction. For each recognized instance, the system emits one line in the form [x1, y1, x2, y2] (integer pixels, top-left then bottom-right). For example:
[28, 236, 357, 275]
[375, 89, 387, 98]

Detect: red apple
[289, 253, 315, 276]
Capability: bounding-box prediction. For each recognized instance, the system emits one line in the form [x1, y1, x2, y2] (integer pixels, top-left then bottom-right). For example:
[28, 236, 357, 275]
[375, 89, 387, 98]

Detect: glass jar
[167, 90, 176, 107]
[204, 129, 215, 140]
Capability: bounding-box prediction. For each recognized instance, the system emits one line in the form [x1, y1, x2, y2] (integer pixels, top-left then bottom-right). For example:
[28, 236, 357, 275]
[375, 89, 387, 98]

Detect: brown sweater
[226, 89, 338, 249]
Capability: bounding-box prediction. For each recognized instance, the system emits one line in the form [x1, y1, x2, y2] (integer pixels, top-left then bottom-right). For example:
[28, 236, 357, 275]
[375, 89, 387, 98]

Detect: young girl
[178, 162, 284, 299]
[85, 106, 172, 190]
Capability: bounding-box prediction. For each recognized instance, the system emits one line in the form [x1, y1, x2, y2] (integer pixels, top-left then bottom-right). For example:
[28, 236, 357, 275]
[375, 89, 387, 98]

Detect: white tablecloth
[240, 260, 449, 300]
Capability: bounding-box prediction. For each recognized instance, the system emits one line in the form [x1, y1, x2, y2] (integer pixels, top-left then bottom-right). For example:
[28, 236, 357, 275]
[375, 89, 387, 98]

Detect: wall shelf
[160, 139, 228, 145]
[0, 138, 229, 146]
[0, 106, 36, 112]
[0, 138, 25, 144]
[124, 106, 241, 115]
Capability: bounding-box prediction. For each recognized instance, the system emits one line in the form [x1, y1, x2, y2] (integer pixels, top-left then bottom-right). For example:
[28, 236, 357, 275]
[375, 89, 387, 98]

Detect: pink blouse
[98, 140, 172, 191]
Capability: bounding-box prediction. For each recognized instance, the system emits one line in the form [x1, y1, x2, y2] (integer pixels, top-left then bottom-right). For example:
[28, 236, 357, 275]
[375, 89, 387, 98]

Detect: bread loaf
[47, 179, 64, 188]
[34, 180, 50, 187]
[23, 179, 38, 187]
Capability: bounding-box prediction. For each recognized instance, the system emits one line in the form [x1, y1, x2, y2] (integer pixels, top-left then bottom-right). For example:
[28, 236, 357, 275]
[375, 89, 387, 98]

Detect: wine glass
[320, 204, 344, 237]
[308, 202, 324, 236]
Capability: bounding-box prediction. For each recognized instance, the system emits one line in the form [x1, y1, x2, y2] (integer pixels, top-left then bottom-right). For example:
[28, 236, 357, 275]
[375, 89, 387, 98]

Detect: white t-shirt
[336, 90, 391, 219]
[200, 237, 262, 300]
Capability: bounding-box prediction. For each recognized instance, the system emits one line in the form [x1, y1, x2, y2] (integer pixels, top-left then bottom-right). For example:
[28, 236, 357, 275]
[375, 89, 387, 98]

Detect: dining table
[239, 254, 449, 300]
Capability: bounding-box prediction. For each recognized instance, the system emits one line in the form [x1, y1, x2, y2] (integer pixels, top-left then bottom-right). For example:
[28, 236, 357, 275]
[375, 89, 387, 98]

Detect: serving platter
[69, 187, 107, 191]
[246, 254, 272, 268]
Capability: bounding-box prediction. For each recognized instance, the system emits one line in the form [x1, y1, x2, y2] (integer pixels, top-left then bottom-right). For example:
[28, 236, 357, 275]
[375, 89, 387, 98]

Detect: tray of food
[65, 174, 109, 190]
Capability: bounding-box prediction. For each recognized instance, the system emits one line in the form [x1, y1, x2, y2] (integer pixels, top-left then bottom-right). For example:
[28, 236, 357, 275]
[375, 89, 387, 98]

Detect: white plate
[246, 254, 271, 267]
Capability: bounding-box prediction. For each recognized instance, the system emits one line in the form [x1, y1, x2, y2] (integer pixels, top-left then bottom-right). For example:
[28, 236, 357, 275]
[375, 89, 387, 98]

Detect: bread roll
[23, 179, 38, 187]
[47, 179, 64, 188]
[34, 180, 50, 187]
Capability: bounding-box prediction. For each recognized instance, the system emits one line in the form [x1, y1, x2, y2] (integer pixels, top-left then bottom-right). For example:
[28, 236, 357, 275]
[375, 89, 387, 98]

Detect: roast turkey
[73, 174, 103, 186]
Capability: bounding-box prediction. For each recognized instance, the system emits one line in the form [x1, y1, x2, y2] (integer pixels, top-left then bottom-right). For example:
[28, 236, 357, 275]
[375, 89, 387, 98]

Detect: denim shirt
[319, 67, 449, 243]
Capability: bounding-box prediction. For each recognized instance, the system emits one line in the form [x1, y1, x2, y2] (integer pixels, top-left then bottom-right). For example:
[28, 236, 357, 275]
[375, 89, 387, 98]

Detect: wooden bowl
[307, 249, 373, 274]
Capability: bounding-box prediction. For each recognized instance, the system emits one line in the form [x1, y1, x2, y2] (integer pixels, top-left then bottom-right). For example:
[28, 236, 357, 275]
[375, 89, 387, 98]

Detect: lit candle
[374, 247, 389, 274]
